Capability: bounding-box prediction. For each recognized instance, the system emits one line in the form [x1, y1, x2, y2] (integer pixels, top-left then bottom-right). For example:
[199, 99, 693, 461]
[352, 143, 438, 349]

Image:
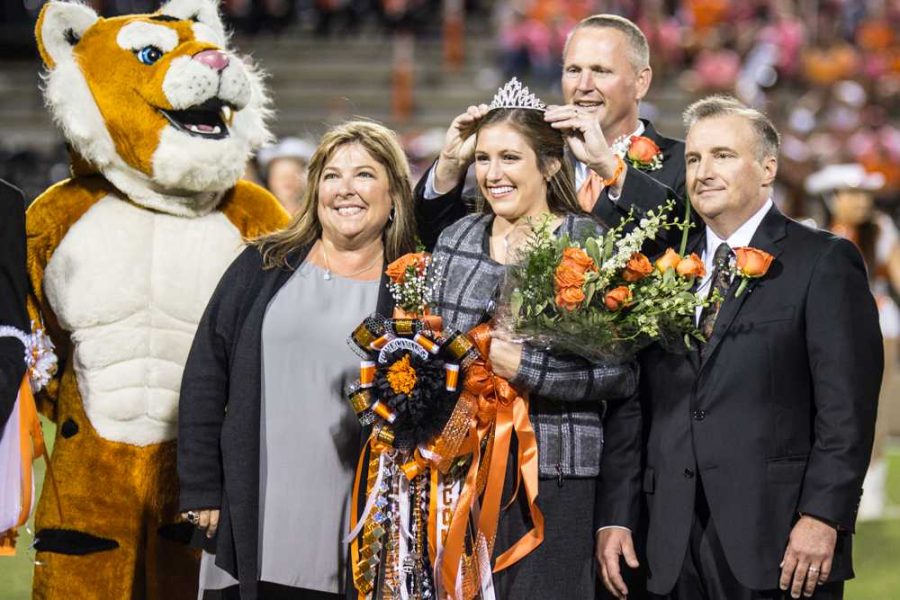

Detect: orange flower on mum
[622, 252, 653, 282]
[556, 286, 586, 311]
[676, 253, 705, 279]
[386, 252, 427, 283]
[561, 247, 598, 273]
[655, 248, 682, 273]
[386, 354, 417, 395]
[604, 286, 633, 311]
[733, 247, 774, 297]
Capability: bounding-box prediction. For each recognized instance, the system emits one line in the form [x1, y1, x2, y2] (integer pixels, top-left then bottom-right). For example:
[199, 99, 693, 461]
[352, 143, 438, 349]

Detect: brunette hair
[474, 108, 582, 216]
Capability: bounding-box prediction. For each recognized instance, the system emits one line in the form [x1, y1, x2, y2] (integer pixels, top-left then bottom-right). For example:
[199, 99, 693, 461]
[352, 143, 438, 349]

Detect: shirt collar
[704, 198, 773, 259]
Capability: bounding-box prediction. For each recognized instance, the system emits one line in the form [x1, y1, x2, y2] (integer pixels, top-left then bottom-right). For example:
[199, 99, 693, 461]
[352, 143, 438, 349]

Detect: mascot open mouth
[159, 99, 233, 139]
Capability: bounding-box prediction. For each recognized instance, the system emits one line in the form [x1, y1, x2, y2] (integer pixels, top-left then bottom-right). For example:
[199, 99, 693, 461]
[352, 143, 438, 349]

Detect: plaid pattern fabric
[431, 213, 638, 478]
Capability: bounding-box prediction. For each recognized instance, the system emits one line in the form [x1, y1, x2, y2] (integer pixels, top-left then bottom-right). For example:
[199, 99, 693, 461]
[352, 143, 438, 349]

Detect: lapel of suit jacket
[640, 120, 675, 164]
[699, 205, 787, 371]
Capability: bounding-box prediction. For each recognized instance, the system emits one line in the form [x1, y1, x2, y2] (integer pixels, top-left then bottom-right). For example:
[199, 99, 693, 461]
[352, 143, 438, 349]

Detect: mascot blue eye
[136, 46, 163, 65]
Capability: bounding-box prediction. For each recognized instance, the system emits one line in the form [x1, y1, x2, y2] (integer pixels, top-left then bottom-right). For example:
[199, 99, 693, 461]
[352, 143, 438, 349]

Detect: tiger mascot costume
[27, 0, 288, 596]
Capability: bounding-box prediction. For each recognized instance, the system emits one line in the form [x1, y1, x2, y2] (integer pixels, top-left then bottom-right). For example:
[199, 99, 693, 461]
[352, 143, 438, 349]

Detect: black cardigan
[1, 179, 28, 431]
[177, 243, 394, 600]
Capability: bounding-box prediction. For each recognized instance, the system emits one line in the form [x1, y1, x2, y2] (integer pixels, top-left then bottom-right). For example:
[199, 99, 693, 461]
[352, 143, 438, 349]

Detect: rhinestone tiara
[488, 77, 546, 112]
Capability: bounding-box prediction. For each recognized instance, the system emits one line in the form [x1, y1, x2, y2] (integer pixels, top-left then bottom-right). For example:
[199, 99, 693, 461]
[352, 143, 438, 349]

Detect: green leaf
[585, 237, 602, 266]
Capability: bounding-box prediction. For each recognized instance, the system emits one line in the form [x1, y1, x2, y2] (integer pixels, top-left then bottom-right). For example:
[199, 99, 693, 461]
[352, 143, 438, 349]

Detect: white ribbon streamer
[344, 452, 386, 543]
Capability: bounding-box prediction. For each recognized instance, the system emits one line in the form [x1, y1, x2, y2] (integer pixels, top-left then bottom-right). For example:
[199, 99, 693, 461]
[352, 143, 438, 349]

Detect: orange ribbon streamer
[439, 324, 544, 597]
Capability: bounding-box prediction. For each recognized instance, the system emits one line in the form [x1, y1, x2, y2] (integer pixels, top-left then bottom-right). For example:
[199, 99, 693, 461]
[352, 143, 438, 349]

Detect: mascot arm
[26, 177, 110, 420]
[220, 180, 290, 239]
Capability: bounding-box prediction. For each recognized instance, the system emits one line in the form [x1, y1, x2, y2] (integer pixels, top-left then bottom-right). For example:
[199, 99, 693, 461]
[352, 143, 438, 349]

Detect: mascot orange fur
[27, 0, 288, 597]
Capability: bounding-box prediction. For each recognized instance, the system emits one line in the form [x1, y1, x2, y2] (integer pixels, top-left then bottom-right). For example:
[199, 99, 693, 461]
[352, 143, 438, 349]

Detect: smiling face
[561, 27, 650, 140]
[685, 114, 777, 238]
[316, 142, 394, 248]
[474, 122, 552, 223]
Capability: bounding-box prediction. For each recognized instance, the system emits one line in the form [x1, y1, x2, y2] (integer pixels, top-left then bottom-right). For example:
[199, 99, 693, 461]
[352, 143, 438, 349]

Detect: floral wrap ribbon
[439, 323, 544, 598]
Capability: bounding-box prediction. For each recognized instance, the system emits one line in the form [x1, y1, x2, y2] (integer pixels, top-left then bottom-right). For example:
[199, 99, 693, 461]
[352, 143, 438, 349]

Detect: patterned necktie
[576, 170, 603, 212]
[698, 243, 733, 339]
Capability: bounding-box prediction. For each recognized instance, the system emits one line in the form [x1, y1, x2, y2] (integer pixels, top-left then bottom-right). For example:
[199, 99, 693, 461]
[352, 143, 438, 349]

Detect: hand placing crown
[488, 77, 547, 112]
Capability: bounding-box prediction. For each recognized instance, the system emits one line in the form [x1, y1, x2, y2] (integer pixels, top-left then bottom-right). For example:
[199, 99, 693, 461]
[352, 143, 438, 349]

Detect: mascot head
[36, 0, 272, 215]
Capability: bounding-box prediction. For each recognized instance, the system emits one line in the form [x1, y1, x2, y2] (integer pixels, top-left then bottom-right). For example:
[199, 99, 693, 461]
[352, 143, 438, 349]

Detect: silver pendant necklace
[321, 242, 382, 280]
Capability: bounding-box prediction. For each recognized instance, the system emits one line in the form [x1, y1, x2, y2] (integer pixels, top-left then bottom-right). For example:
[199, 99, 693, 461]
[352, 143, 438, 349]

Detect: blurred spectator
[807, 163, 900, 521]
[257, 137, 315, 215]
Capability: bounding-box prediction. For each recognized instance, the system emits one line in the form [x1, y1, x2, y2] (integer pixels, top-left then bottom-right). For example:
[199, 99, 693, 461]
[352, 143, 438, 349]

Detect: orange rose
[676, 253, 706, 278]
[554, 263, 586, 290]
[556, 286, 586, 311]
[604, 286, 633, 311]
[622, 252, 653, 282]
[734, 247, 774, 278]
[386, 252, 426, 283]
[561, 247, 597, 273]
[627, 136, 661, 164]
[655, 248, 682, 273]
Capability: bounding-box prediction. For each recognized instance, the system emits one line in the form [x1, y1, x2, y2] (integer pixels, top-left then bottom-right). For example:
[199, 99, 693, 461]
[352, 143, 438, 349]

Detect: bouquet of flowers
[499, 201, 715, 362]
[345, 252, 543, 600]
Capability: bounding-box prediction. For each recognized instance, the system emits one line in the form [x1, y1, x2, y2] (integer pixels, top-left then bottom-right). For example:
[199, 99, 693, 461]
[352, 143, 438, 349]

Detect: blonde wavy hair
[255, 120, 417, 269]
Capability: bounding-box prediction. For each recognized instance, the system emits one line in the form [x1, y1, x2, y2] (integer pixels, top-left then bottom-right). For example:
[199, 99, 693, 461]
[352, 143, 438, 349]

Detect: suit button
[693, 409, 706, 421]
[683, 468, 695, 479]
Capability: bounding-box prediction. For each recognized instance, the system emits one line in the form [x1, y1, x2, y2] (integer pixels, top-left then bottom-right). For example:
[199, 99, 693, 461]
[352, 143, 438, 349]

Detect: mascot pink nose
[192, 49, 229, 71]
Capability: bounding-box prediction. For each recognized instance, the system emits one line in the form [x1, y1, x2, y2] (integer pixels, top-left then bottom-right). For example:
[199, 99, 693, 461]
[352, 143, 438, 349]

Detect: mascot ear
[35, 1, 99, 69]
[158, 0, 227, 46]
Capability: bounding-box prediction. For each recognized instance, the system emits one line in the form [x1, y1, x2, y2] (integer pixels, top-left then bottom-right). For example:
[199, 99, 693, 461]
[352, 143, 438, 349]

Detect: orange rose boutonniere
[733, 247, 774, 297]
[626, 135, 663, 171]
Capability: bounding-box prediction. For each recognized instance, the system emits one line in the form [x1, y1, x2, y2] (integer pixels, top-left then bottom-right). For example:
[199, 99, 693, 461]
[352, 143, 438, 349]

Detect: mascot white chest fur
[25, 0, 288, 597]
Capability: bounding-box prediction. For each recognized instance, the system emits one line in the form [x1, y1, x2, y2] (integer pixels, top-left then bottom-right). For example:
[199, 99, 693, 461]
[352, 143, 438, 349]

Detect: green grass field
[2, 422, 899, 599]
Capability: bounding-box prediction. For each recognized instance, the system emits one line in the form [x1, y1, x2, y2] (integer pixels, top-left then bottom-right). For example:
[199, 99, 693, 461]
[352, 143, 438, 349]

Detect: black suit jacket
[414, 119, 689, 256]
[598, 206, 882, 593]
[1, 179, 28, 431]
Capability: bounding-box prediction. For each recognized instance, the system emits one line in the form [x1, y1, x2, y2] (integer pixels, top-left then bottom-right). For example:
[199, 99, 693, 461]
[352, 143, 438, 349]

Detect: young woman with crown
[423, 79, 639, 599]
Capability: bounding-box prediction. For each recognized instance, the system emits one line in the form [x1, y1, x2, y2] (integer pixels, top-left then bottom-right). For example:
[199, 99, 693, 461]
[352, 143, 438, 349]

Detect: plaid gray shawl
[430, 213, 638, 479]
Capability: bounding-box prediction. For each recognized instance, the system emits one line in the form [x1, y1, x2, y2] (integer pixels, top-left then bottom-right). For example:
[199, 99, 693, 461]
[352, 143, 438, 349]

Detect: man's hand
[433, 104, 489, 194]
[545, 104, 620, 181]
[182, 509, 220, 539]
[779, 515, 837, 598]
[597, 527, 639, 599]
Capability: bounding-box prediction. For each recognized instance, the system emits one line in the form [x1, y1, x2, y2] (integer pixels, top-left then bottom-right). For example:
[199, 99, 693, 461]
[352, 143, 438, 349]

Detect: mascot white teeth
[26, 0, 288, 596]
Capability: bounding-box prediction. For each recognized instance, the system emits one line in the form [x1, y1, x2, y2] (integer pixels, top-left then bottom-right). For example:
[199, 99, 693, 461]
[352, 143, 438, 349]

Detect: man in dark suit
[415, 14, 686, 255]
[596, 96, 882, 600]
[1, 179, 28, 431]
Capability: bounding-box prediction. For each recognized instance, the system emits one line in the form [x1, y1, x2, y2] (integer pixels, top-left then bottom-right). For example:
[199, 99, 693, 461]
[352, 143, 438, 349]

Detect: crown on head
[488, 77, 546, 112]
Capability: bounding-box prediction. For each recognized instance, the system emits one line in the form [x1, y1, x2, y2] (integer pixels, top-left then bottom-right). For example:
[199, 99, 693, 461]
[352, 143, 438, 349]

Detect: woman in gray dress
[427, 95, 639, 597]
[176, 120, 416, 600]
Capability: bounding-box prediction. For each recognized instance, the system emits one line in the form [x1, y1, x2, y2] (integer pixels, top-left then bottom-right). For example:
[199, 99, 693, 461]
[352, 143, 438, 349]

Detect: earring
[388, 205, 395, 223]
